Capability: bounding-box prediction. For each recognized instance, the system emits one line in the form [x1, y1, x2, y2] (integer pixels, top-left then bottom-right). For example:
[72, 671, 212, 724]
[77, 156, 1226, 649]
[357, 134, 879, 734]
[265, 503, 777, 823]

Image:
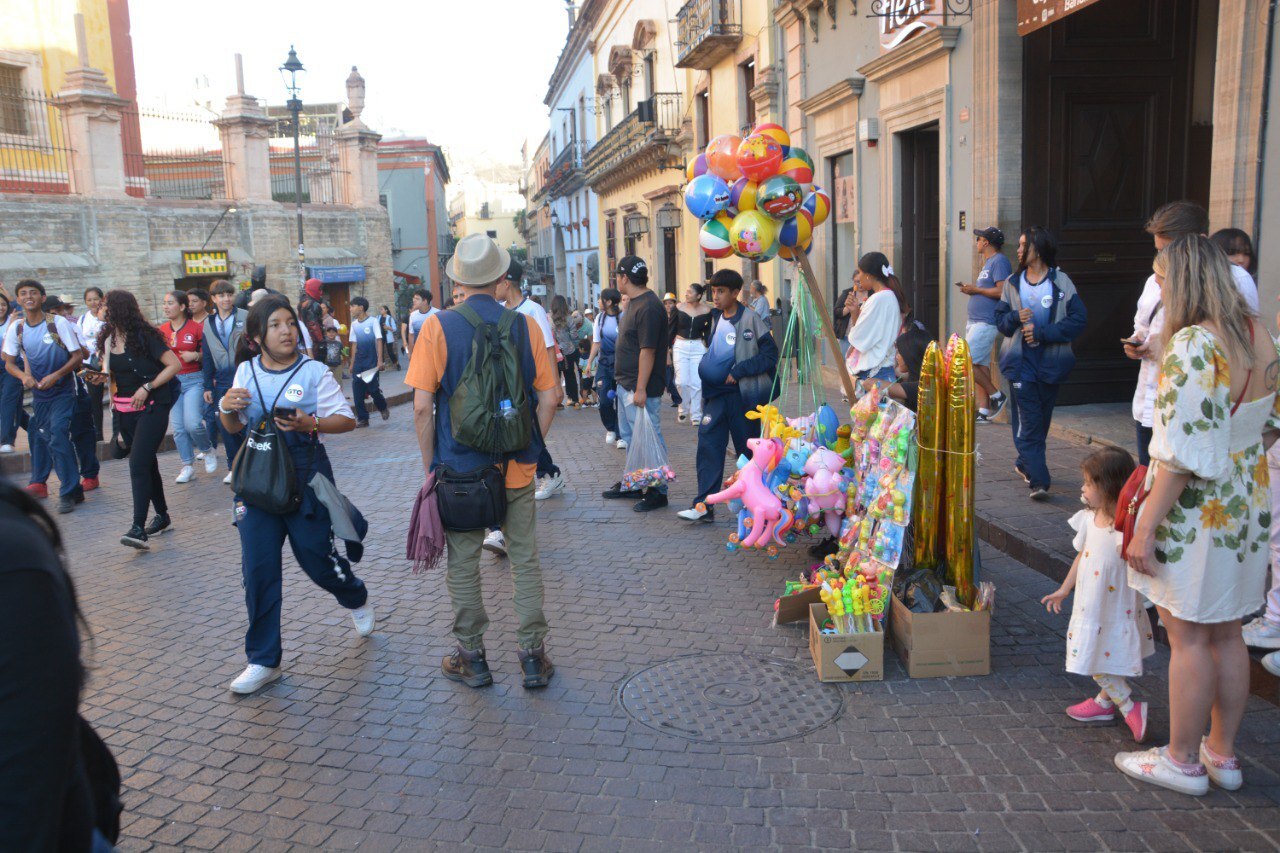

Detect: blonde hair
[1152, 247, 1168, 279]
[1161, 234, 1256, 368]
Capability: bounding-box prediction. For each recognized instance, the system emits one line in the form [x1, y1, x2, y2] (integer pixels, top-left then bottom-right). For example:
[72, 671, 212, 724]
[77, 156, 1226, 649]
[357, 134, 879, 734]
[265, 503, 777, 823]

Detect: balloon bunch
[683, 123, 832, 263]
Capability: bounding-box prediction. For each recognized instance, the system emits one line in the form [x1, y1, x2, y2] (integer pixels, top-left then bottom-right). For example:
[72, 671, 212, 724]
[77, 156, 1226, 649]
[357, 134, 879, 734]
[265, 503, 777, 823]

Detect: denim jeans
[169, 372, 212, 465]
[30, 392, 79, 497]
[617, 387, 668, 494]
[595, 360, 619, 434]
[211, 385, 243, 468]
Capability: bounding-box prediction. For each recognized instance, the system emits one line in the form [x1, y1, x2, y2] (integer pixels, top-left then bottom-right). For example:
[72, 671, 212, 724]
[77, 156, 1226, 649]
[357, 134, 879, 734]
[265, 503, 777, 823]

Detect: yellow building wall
[1, 0, 119, 92]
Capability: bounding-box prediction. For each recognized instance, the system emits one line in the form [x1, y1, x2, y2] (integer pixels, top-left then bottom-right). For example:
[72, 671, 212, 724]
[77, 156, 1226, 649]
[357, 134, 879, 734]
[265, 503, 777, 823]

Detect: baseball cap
[974, 227, 1004, 248]
[616, 256, 648, 281]
[504, 257, 524, 283]
[662, 292, 676, 302]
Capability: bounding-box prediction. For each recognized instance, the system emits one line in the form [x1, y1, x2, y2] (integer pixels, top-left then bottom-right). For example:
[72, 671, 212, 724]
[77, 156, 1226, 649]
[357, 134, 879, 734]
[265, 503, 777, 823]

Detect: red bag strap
[1230, 320, 1254, 417]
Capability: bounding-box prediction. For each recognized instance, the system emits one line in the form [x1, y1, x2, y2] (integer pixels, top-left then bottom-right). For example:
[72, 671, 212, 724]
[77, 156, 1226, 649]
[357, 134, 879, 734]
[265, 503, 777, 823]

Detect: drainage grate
[618, 653, 844, 745]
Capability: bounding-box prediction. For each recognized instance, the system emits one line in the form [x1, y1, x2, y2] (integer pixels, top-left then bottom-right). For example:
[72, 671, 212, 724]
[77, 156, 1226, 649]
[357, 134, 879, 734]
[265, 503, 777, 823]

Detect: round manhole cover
[618, 653, 843, 745]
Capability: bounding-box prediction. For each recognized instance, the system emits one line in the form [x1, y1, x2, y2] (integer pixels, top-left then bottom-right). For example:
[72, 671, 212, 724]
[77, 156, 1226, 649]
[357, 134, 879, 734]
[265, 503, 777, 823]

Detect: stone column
[1209, 0, 1270, 229]
[56, 54, 128, 198]
[970, 0, 1022, 254]
[213, 56, 275, 202]
[334, 67, 382, 206]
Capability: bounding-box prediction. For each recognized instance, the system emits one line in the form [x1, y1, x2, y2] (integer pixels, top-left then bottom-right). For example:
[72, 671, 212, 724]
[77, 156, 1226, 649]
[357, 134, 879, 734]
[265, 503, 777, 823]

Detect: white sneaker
[196, 451, 205, 461]
[1200, 739, 1243, 791]
[204, 454, 218, 475]
[605, 431, 616, 445]
[175, 465, 195, 484]
[0, 444, 13, 453]
[1114, 747, 1209, 796]
[677, 506, 709, 521]
[223, 472, 233, 485]
[229, 664, 281, 694]
[350, 603, 375, 637]
[535, 473, 564, 501]
[616, 438, 627, 450]
[1241, 616, 1280, 649]
[1264, 650, 1280, 677]
[482, 529, 507, 557]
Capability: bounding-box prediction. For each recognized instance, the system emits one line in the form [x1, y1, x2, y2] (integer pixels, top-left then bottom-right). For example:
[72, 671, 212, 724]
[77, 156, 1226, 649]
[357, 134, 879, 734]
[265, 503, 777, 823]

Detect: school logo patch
[284, 383, 305, 403]
[1040, 294, 1053, 309]
[742, 329, 755, 341]
[43, 333, 54, 345]
[726, 332, 737, 346]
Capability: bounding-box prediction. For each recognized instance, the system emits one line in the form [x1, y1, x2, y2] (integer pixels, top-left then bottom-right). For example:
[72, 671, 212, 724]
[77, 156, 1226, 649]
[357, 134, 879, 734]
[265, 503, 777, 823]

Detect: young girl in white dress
[1042, 447, 1156, 742]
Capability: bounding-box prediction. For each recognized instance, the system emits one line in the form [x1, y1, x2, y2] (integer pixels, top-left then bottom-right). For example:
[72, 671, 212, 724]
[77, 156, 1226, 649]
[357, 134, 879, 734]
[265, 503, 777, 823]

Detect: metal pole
[291, 98, 305, 288]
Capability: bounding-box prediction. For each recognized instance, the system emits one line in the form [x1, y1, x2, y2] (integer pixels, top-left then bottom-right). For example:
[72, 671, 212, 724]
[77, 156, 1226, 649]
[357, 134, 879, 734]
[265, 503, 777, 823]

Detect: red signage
[1016, 0, 1107, 36]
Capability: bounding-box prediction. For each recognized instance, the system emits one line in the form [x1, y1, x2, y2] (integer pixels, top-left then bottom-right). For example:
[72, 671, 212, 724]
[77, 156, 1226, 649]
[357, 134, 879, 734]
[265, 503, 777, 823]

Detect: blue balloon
[683, 174, 731, 220]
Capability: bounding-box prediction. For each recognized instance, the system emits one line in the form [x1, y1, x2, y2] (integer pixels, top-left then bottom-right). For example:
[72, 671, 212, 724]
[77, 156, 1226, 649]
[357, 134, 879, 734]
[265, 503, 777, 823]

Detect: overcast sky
[128, 0, 570, 167]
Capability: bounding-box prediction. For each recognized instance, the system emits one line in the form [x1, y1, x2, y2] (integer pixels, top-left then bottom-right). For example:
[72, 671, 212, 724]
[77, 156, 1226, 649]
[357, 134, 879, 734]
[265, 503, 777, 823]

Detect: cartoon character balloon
[734, 134, 785, 183]
[802, 186, 831, 227]
[684, 173, 731, 220]
[699, 213, 735, 259]
[705, 134, 743, 181]
[751, 122, 791, 153]
[686, 153, 708, 182]
[729, 210, 780, 261]
[729, 177, 758, 215]
[756, 174, 804, 220]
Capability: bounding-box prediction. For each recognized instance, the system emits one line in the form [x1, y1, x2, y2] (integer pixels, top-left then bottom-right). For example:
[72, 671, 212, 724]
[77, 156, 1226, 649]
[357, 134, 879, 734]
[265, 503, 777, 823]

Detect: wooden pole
[794, 252, 858, 401]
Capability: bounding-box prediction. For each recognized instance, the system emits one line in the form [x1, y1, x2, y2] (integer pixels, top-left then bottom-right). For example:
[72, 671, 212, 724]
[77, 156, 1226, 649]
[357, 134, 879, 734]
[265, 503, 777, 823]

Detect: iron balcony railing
[544, 140, 588, 199]
[584, 93, 682, 187]
[675, 0, 743, 69]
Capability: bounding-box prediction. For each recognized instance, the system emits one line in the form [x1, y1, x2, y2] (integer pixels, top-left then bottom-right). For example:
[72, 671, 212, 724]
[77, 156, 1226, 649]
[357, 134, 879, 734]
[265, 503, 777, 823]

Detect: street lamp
[201, 204, 238, 250]
[280, 46, 306, 290]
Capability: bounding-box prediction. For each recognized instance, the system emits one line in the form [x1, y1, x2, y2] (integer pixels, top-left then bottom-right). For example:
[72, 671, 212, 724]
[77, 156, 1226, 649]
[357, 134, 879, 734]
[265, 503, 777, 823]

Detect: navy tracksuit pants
[693, 391, 758, 507]
[1009, 380, 1059, 490]
[352, 371, 387, 423]
[235, 448, 367, 668]
[595, 360, 619, 434]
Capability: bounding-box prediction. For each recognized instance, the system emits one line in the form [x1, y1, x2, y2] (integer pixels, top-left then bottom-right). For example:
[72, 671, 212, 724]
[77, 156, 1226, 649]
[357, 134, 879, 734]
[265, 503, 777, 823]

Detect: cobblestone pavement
[59, 399, 1280, 851]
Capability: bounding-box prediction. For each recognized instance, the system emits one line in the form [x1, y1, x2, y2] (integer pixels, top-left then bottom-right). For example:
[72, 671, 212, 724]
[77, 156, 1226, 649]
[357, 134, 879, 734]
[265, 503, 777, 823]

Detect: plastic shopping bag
[622, 406, 674, 492]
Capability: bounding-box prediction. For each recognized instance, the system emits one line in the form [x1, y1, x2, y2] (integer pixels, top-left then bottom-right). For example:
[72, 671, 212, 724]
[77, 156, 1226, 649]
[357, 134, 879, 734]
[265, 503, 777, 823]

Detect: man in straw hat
[405, 233, 560, 689]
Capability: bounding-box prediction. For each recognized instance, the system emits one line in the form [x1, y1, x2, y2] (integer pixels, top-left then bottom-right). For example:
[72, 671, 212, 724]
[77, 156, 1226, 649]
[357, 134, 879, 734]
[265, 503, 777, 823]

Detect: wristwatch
[142, 382, 153, 393]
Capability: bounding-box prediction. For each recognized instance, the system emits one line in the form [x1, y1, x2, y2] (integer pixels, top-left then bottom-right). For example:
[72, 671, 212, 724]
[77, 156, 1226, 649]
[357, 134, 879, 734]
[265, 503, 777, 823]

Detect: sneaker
[605, 431, 616, 445]
[25, 483, 47, 499]
[989, 391, 1008, 418]
[678, 411, 688, 423]
[144, 513, 172, 537]
[380, 409, 390, 421]
[482, 529, 507, 557]
[356, 421, 369, 429]
[601, 481, 630, 500]
[80, 477, 100, 492]
[1241, 616, 1280, 649]
[976, 410, 993, 424]
[1014, 462, 1031, 486]
[677, 505, 714, 522]
[1124, 701, 1149, 743]
[442, 645, 493, 688]
[1066, 697, 1116, 722]
[1114, 747, 1208, 796]
[223, 472, 233, 485]
[1199, 739, 1243, 791]
[518, 644, 555, 689]
[120, 525, 149, 550]
[204, 453, 218, 474]
[616, 438, 627, 450]
[175, 465, 195, 484]
[229, 664, 282, 695]
[0, 444, 13, 453]
[350, 603, 375, 637]
[196, 451, 205, 461]
[1029, 486, 1049, 501]
[535, 472, 564, 501]
[57, 495, 76, 514]
[633, 489, 669, 513]
[1263, 650, 1280, 677]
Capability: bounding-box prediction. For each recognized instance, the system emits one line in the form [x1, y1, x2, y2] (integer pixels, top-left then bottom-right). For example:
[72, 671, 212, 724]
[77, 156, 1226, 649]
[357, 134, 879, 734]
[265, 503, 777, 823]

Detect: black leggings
[559, 360, 580, 403]
[118, 399, 173, 527]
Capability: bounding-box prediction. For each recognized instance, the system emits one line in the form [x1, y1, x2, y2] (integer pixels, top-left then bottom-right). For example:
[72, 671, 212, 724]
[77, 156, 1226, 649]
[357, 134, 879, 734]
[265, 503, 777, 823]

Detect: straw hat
[447, 234, 510, 286]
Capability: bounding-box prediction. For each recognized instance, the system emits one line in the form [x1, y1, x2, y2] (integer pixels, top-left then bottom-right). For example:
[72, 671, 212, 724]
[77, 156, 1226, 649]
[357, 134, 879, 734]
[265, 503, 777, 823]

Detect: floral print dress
[1130, 326, 1278, 623]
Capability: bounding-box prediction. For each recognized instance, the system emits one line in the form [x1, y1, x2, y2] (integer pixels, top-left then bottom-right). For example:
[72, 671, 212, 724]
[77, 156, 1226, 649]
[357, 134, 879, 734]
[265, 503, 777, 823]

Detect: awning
[1017, 0, 1106, 36]
[394, 270, 422, 285]
[0, 251, 97, 273]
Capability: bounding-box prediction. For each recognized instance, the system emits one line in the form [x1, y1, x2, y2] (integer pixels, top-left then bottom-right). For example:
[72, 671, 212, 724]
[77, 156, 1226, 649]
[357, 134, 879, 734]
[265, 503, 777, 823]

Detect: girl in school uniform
[217, 295, 375, 695]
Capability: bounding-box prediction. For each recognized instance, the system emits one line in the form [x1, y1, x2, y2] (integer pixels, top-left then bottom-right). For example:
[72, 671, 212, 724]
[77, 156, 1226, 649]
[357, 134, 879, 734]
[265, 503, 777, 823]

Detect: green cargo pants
[444, 483, 549, 651]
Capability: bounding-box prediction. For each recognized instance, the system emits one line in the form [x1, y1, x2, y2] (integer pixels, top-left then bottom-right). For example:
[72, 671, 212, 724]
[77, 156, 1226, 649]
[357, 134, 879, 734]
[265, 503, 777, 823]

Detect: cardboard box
[775, 585, 822, 624]
[888, 593, 990, 678]
[808, 603, 885, 682]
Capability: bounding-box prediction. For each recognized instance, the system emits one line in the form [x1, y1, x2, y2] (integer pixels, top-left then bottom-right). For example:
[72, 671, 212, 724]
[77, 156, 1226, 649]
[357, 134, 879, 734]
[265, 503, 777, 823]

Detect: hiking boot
[518, 644, 555, 689]
[442, 645, 493, 688]
[144, 513, 172, 537]
[601, 481, 631, 500]
[633, 489, 669, 512]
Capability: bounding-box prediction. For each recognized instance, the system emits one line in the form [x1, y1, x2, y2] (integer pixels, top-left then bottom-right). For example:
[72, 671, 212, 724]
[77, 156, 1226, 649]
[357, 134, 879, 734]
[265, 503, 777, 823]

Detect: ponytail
[857, 252, 910, 315]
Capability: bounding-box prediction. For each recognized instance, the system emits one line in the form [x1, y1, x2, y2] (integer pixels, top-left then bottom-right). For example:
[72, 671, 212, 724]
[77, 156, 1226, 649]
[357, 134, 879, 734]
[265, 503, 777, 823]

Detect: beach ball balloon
[780, 147, 815, 192]
[729, 210, 780, 261]
[752, 122, 791, 153]
[699, 213, 735, 259]
[684, 173, 731, 220]
[757, 174, 805, 220]
[729, 177, 758, 215]
[803, 186, 831, 227]
[777, 238, 812, 261]
[685, 153, 708, 182]
[735, 134, 785, 183]
[778, 209, 813, 248]
[705, 134, 743, 181]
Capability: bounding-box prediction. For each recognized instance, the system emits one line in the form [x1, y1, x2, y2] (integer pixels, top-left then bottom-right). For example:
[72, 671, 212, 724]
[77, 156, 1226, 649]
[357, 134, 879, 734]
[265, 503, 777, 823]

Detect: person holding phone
[87, 290, 181, 548]
[957, 228, 1011, 421]
[217, 295, 373, 695]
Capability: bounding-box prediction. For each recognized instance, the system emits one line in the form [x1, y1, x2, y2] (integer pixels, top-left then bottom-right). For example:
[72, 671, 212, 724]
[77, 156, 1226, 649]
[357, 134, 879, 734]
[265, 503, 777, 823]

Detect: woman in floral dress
[1119, 236, 1279, 795]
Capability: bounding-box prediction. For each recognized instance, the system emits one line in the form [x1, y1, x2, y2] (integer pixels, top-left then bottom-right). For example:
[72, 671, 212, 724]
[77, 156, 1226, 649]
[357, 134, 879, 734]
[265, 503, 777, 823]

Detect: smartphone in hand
[272, 406, 298, 420]
[1120, 337, 1144, 347]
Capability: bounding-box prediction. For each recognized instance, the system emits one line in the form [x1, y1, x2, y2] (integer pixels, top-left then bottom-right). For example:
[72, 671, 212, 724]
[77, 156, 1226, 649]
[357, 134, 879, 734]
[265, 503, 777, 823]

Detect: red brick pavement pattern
[54, 401, 1280, 851]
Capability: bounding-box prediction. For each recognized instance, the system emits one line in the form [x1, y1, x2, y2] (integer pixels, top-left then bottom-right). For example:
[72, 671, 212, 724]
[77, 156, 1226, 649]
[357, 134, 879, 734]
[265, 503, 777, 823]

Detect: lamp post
[280, 46, 306, 291]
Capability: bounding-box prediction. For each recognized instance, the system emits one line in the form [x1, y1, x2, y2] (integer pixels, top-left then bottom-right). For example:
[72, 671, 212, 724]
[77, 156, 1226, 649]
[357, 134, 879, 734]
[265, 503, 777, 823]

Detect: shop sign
[182, 250, 229, 276]
[309, 265, 367, 284]
[878, 0, 936, 52]
[1016, 0, 1107, 37]
[834, 176, 857, 224]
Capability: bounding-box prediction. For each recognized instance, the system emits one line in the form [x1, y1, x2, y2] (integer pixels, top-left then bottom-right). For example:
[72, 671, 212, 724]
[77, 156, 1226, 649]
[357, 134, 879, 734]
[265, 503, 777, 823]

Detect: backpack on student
[448, 304, 531, 455]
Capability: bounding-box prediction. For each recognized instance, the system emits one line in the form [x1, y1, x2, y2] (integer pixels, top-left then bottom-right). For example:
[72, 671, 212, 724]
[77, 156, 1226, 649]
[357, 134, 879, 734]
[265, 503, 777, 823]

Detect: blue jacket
[994, 268, 1087, 385]
[699, 304, 779, 410]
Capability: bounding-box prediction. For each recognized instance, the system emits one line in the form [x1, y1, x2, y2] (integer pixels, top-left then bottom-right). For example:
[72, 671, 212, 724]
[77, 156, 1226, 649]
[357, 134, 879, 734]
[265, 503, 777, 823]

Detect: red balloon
[734, 134, 785, 183]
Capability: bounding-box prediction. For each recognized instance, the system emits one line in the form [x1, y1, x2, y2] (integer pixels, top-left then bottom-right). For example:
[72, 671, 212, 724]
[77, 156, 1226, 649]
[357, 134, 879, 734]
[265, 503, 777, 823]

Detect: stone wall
[0, 195, 393, 319]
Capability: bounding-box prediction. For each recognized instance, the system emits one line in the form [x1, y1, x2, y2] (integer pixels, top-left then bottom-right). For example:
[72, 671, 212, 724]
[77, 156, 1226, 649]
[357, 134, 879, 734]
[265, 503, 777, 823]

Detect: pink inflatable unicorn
[803, 447, 846, 537]
[705, 438, 784, 549]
